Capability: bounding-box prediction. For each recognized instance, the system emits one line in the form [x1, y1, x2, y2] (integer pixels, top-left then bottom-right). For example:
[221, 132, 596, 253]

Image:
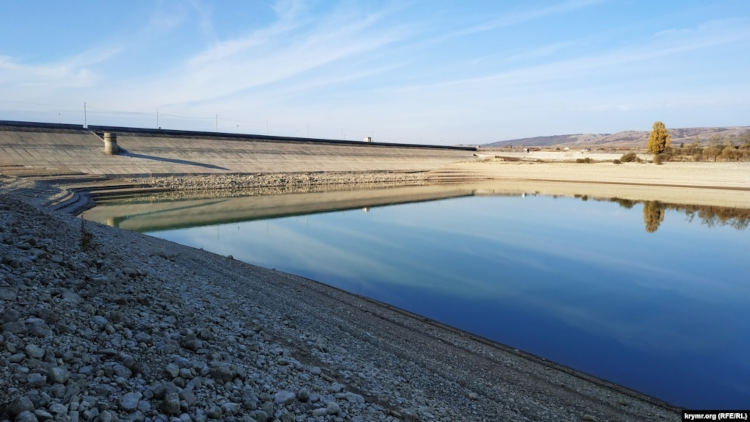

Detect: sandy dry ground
[474, 150, 650, 162]
[427, 161, 750, 208]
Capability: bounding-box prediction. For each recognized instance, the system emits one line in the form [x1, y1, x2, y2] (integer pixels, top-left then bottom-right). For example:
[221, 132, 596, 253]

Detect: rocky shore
[1, 179, 680, 422]
[130, 172, 427, 191]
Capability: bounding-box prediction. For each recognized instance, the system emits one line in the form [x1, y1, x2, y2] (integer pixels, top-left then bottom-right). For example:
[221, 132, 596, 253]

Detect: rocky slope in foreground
[0, 180, 679, 422]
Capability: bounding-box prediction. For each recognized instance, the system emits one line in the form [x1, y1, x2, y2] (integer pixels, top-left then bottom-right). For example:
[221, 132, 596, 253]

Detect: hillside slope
[485, 126, 750, 148]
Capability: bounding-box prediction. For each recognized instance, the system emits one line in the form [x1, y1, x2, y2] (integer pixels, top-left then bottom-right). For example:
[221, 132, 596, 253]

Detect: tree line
[647, 121, 750, 162]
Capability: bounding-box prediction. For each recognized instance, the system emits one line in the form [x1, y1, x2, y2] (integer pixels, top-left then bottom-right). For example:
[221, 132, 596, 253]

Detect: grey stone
[179, 334, 202, 351]
[193, 408, 206, 422]
[24, 344, 45, 359]
[137, 399, 151, 413]
[339, 392, 364, 403]
[83, 409, 98, 421]
[0, 286, 18, 300]
[91, 315, 108, 327]
[8, 396, 34, 416]
[206, 405, 222, 419]
[26, 318, 51, 337]
[48, 384, 65, 398]
[121, 355, 137, 371]
[27, 372, 46, 387]
[221, 402, 240, 415]
[165, 363, 179, 378]
[208, 363, 234, 382]
[261, 400, 274, 416]
[314, 337, 328, 352]
[296, 388, 309, 403]
[3, 308, 21, 322]
[33, 409, 53, 420]
[9, 352, 26, 363]
[15, 410, 38, 422]
[161, 391, 181, 415]
[47, 367, 69, 384]
[78, 365, 94, 375]
[312, 408, 328, 417]
[48, 403, 67, 415]
[249, 410, 268, 422]
[279, 411, 294, 422]
[3, 320, 26, 334]
[97, 410, 114, 422]
[120, 392, 141, 411]
[179, 388, 196, 406]
[61, 290, 81, 304]
[241, 389, 258, 409]
[326, 401, 341, 415]
[112, 363, 131, 378]
[273, 390, 295, 405]
[152, 381, 177, 399]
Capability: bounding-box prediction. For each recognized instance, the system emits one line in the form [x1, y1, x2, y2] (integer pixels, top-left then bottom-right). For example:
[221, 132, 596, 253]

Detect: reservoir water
[85, 188, 750, 408]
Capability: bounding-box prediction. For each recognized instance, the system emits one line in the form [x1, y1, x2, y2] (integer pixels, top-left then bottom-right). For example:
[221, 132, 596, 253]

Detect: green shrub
[620, 152, 637, 162]
[576, 157, 592, 163]
[613, 159, 622, 164]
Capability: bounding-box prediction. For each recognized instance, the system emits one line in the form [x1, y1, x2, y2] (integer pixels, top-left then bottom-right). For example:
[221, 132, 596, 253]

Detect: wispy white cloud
[188, 0, 218, 41]
[0, 47, 120, 91]
[443, 0, 605, 41]
[107, 3, 407, 109]
[400, 18, 750, 94]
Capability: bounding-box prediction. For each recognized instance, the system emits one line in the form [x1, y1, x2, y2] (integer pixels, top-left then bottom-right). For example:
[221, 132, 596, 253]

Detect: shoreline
[24, 160, 750, 219]
[0, 177, 683, 421]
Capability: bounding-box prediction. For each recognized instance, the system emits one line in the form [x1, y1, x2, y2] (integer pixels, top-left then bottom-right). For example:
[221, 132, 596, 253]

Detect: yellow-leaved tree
[643, 201, 665, 233]
[647, 121, 671, 154]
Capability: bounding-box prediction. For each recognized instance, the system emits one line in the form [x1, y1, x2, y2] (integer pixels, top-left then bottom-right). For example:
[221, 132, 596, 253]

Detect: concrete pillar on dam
[103, 132, 119, 155]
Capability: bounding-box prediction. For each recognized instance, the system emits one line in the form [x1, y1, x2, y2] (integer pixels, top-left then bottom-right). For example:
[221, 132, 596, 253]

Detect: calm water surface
[137, 194, 750, 407]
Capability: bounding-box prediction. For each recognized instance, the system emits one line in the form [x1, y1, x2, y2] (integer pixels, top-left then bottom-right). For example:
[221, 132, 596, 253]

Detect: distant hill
[483, 126, 750, 149]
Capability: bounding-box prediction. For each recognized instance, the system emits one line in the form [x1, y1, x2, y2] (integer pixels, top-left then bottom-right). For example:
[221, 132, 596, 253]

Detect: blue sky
[1, 0, 749, 144]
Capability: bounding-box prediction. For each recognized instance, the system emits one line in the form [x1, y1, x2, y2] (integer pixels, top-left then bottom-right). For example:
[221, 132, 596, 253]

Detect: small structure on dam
[103, 132, 119, 155]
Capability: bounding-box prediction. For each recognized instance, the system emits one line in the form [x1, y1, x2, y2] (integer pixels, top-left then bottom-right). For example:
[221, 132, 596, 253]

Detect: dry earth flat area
[427, 160, 750, 207]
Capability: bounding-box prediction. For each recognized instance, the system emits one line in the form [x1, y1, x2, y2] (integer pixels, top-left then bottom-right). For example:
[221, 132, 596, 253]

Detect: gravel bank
[129, 172, 426, 191]
[0, 180, 680, 422]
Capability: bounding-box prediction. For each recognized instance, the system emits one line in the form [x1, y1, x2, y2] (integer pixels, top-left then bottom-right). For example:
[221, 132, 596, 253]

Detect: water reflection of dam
[83, 185, 479, 232]
[83, 182, 750, 233]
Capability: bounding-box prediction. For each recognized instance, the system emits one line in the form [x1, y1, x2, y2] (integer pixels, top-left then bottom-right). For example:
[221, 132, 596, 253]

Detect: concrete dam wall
[0, 121, 475, 177]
